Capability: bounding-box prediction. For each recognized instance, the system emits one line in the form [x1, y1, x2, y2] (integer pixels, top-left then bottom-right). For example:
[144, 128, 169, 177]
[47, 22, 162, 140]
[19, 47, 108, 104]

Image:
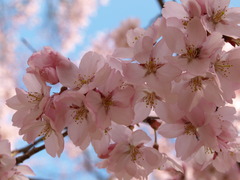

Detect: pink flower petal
[158, 123, 185, 138]
[131, 130, 151, 146]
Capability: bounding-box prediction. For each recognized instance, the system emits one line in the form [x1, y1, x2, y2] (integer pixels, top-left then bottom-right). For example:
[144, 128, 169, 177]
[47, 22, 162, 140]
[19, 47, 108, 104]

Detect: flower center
[182, 16, 192, 28]
[189, 76, 203, 92]
[129, 144, 141, 162]
[102, 95, 113, 112]
[212, 9, 225, 24]
[205, 147, 214, 154]
[140, 57, 163, 76]
[70, 104, 89, 123]
[180, 45, 201, 62]
[74, 74, 94, 88]
[142, 91, 162, 108]
[38, 123, 52, 140]
[27, 92, 43, 103]
[188, 76, 209, 92]
[184, 122, 197, 135]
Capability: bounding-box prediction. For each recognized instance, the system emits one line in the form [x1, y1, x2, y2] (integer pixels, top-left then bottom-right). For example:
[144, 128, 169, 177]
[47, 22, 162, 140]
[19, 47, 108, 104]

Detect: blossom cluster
[5, 0, 240, 179]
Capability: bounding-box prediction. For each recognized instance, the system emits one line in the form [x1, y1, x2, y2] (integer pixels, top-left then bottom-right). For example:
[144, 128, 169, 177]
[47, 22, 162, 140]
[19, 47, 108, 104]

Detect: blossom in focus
[98, 129, 164, 180]
[202, 0, 240, 38]
[86, 70, 135, 129]
[27, 47, 69, 85]
[56, 51, 111, 94]
[54, 90, 98, 150]
[163, 17, 224, 76]
[6, 73, 50, 127]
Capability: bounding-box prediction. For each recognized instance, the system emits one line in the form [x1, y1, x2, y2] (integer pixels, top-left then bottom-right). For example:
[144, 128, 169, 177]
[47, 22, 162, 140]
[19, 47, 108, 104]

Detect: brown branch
[12, 136, 44, 156]
[156, 0, 165, 9]
[15, 130, 68, 165]
[16, 144, 45, 165]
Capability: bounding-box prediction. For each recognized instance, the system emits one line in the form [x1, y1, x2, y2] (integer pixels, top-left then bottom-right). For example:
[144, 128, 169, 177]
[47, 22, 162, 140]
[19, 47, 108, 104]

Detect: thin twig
[21, 38, 37, 53]
[12, 136, 44, 156]
[154, 129, 158, 144]
[156, 0, 165, 9]
[15, 130, 68, 165]
[16, 144, 45, 165]
[153, 129, 159, 150]
[83, 151, 105, 180]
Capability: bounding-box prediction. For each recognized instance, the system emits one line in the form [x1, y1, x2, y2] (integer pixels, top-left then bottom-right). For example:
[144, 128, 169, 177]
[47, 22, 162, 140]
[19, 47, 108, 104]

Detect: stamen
[212, 9, 226, 24]
[27, 92, 43, 103]
[188, 76, 209, 92]
[38, 123, 52, 140]
[184, 122, 197, 135]
[129, 144, 141, 162]
[205, 147, 214, 154]
[181, 16, 192, 28]
[140, 57, 163, 76]
[70, 104, 89, 124]
[131, 33, 144, 45]
[189, 76, 203, 92]
[215, 60, 233, 77]
[104, 127, 112, 135]
[142, 91, 162, 108]
[74, 74, 94, 88]
[180, 45, 201, 62]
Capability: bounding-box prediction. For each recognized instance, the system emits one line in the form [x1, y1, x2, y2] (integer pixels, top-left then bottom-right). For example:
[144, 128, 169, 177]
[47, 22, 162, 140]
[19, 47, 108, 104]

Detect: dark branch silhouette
[21, 38, 37, 53]
[15, 130, 68, 165]
[157, 0, 165, 9]
[16, 144, 45, 165]
[12, 136, 45, 156]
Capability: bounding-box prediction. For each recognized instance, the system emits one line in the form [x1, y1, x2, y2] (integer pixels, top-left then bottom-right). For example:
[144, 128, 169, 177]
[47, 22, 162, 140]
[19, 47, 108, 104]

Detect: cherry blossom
[27, 47, 69, 85]
[19, 114, 64, 157]
[123, 39, 181, 97]
[202, 0, 240, 38]
[213, 47, 240, 103]
[54, 90, 98, 150]
[98, 129, 164, 180]
[158, 104, 206, 160]
[163, 17, 224, 75]
[56, 51, 111, 94]
[162, 0, 202, 31]
[172, 72, 224, 112]
[6, 73, 50, 127]
[86, 70, 135, 129]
